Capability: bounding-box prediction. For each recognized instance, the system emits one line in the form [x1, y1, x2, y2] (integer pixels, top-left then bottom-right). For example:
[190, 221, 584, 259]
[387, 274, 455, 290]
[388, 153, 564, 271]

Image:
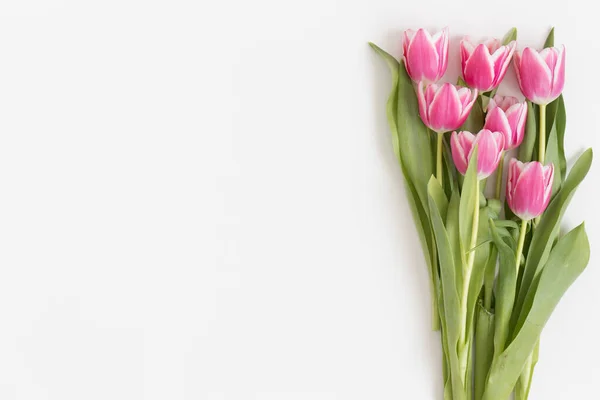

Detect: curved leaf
[483, 223, 590, 400]
[397, 61, 434, 214]
[368, 43, 400, 161]
[511, 149, 593, 329]
[370, 42, 439, 327]
[428, 177, 466, 400]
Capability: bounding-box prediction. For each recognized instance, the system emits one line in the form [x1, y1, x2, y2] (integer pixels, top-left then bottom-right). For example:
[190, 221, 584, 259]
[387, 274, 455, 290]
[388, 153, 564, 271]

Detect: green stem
[436, 132, 444, 186]
[538, 104, 546, 164]
[495, 151, 505, 199]
[516, 219, 528, 271]
[483, 248, 496, 310]
[458, 179, 480, 379]
[515, 221, 537, 399]
[535, 104, 547, 226]
[430, 130, 443, 331]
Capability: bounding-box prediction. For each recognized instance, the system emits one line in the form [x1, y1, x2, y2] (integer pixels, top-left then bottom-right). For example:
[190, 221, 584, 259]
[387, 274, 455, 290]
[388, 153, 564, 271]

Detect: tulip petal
[458, 131, 476, 159]
[403, 29, 415, 58]
[451, 131, 474, 175]
[433, 27, 449, 78]
[492, 95, 519, 112]
[540, 47, 559, 71]
[406, 29, 440, 82]
[508, 161, 554, 220]
[458, 88, 478, 123]
[474, 129, 504, 178]
[551, 45, 566, 98]
[513, 51, 523, 88]
[460, 38, 475, 75]
[463, 44, 495, 91]
[484, 38, 502, 53]
[514, 162, 544, 219]
[518, 48, 553, 104]
[425, 83, 439, 106]
[507, 158, 522, 201]
[484, 107, 512, 146]
[542, 164, 555, 211]
[490, 42, 516, 88]
[505, 103, 528, 148]
[428, 83, 461, 132]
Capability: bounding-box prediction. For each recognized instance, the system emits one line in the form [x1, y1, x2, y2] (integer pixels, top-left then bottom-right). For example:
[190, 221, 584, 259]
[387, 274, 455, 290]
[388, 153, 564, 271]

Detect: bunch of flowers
[370, 27, 592, 400]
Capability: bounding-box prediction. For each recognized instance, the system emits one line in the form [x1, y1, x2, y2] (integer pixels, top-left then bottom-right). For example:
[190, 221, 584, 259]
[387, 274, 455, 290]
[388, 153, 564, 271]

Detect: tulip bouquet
[370, 27, 592, 400]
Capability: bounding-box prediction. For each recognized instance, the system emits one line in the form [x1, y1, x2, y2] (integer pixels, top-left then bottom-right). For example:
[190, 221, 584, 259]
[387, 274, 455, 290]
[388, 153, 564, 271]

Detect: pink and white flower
[460, 38, 516, 92]
[506, 159, 554, 220]
[417, 82, 478, 133]
[484, 95, 528, 150]
[450, 129, 505, 179]
[403, 27, 449, 83]
[514, 46, 565, 105]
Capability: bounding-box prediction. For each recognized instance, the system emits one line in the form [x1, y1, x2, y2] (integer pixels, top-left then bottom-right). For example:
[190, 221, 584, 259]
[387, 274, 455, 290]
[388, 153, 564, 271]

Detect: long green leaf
[466, 207, 494, 341]
[368, 43, 400, 161]
[545, 113, 562, 196]
[397, 59, 434, 215]
[512, 149, 593, 329]
[482, 223, 590, 400]
[370, 43, 439, 328]
[459, 151, 478, 261]
[446, 189, 464, 290]
[428, 177, 466, 400]
[474, 302, 494, 400]
[437, 273, 453, 400]
[489, 219, 517, 355]
[369, 43, 432, 263]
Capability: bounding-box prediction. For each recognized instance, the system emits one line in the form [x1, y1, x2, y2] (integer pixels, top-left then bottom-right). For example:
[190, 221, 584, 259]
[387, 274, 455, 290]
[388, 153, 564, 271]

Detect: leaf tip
[368, 42, 381, 52]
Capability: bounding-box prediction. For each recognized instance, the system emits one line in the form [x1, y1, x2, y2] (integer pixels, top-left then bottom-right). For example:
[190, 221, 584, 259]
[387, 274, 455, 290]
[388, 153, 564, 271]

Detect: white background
[0, 0, 597, 399]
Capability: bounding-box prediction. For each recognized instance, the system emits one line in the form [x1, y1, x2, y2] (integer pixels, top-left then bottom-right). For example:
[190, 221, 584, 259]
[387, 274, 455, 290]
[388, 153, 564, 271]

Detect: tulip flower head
[506, 159, 554, 220]
[403, 27, 449, 83]
[483, 95, 528, 150]
[460, 38, 516, 92]
[450, 129, 505, 179]
[417, 82, 478, 133]
[514, 45, 565, 105]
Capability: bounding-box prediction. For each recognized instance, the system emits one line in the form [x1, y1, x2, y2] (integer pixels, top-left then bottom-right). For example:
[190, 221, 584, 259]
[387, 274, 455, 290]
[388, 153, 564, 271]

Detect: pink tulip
[450, 129, 505, 179]
[484, 95, 528, 150]
[460, 38, 516, 92]
[403, 27, 449, 83]
[514, 45, 565, 105]
[417, 82, 478, 133]
[506, 159, 554, 220]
